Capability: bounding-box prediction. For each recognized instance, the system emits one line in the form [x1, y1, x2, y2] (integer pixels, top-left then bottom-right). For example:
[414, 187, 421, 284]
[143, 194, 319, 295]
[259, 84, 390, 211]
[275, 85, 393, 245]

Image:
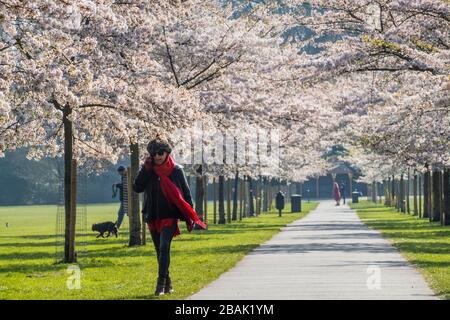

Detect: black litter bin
[352, 191, 359, 203]
[291, 194, 302, 213]
[275, 191, 285, 217]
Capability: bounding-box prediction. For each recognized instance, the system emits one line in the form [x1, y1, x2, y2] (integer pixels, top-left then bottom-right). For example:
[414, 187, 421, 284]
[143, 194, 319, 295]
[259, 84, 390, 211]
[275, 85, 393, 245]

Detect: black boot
[164, 275, 174, 294]
[154, 277, 165, 296]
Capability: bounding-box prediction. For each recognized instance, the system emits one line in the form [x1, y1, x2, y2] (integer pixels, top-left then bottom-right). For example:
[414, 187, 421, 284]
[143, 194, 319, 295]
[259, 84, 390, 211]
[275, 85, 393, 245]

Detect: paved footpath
[188, 200, 437, 300]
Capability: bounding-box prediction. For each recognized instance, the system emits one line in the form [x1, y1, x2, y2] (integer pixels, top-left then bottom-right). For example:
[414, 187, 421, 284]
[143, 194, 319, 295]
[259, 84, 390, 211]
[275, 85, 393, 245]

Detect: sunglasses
[150, 149, 166, 157]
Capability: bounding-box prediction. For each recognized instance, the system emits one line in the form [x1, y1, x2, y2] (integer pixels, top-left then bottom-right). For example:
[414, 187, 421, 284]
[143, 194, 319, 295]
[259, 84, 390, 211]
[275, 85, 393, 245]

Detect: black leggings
[150, 221, 177, 279]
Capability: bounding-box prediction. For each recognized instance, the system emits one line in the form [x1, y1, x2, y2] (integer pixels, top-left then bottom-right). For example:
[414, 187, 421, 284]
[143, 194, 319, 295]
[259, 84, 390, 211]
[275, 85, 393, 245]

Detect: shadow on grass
[0, 241, 57, 248]
[0, 244, 137, 261]
[410, 260, 450, 268]
[0, 234, 58, 240]
[395, 242, 450, 255]
[369, 228, 450, 238]
[76, 242, 258, 259]
[0, 241, 257, 276]
[118, 294, 161, 300]
[0, 231, 133, 246]
[0, 258, 142, 275]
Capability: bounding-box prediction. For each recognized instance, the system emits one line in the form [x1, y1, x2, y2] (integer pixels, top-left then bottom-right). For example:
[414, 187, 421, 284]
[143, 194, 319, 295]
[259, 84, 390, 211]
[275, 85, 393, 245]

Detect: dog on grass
[92, 221, 118, 238]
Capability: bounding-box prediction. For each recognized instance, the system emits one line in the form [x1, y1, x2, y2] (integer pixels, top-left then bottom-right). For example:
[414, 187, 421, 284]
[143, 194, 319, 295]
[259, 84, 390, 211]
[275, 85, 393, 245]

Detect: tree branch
[163, 26, 180, 87]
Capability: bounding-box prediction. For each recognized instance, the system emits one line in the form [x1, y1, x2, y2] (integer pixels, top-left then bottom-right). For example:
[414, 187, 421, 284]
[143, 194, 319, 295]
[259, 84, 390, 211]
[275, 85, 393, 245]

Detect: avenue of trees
[1, 1, 449, 261]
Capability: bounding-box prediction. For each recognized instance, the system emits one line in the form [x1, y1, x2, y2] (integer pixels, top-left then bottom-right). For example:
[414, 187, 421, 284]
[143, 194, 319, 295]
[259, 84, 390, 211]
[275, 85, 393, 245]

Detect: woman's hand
[186, 219, 194, 232]
[144, 156, 153, 171]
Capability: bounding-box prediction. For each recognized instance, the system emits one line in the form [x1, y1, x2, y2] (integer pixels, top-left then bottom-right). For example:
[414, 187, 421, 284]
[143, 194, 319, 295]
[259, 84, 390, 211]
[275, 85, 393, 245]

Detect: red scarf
[146, 155, 207, 232]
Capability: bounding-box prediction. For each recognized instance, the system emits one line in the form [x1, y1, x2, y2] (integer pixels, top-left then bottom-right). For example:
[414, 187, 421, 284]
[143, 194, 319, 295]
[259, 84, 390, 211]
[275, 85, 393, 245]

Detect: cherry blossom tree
[0, 0, 206, 258]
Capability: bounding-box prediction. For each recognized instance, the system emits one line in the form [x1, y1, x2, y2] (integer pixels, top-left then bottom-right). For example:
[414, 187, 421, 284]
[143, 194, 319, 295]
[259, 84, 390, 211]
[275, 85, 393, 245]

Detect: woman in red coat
[333, 181, 341, 206]
[133, 138, 207, 296]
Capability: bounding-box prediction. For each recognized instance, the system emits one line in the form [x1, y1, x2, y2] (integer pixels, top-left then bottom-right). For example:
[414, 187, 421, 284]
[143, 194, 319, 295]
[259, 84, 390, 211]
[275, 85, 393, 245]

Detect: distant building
[301, 162, 367, 199]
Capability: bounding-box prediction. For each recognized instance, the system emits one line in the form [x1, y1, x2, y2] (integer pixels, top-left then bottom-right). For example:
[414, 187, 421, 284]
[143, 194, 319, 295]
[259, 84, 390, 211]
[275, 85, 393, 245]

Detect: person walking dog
[112, 166, 127, 229]
[133, 138, 207, 296]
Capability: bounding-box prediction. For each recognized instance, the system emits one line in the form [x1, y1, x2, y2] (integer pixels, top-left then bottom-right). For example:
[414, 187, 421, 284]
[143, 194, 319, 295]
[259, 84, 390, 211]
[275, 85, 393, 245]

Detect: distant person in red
[333, 181, 341, 206]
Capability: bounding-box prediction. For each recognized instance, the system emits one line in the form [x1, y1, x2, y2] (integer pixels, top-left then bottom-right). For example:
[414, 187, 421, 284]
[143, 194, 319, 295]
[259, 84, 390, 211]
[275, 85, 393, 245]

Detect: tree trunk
[218, 175, 225, 224]
[439, 170, 444, 224]
[443, 168, 450, 226]
[232, 171, 239, 220]
[379, 182, 383, 203]
[213, 177, 217, 224]
[68, 159, 77, 263]
[243, 176, 248, 218]
[391, 175, 396, 209]
[427, 168, 433, 219]
[423, 169, 430, 218]
[392, 178, 396, 209]
[384, 180, 389, 206]
[413, 173, 418, 216]
[431, 169, 441, 222]
[286, 182, 290, 205]
[239, 177, 243, 221]
[63, 106, 76, 263]
[128, 143, 141, 246]
[248, 176, 255, 217]
[400, 174, 405, 213]
[315, 177, 319, 198]
[403, 175, 407, 213]
[418, 174, 422, 218]
[268, 179, 273, 210]
[256, 176, 262, 215]
[389, 178, 393, 206]
[255, 177, 259, 215]
[371, 181, 377, 203]
[195, 165, 204, 222]
[406, 169, 411, 214]
[259, 177, 263, 214]
[262, 177, 268, 212]
[348, 174, 353, 199]
[203, 175, 208, 224]
[391, 177, 395, 207]
[386, 177, 391, 206]
[226, 177, 231, 223]
[396, 177, 399, 211]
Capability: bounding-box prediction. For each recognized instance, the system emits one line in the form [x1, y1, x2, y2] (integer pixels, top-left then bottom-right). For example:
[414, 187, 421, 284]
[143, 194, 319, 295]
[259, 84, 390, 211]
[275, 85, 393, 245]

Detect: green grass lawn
[350, 200, 450, 300]
[0, 201, 318, 299]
